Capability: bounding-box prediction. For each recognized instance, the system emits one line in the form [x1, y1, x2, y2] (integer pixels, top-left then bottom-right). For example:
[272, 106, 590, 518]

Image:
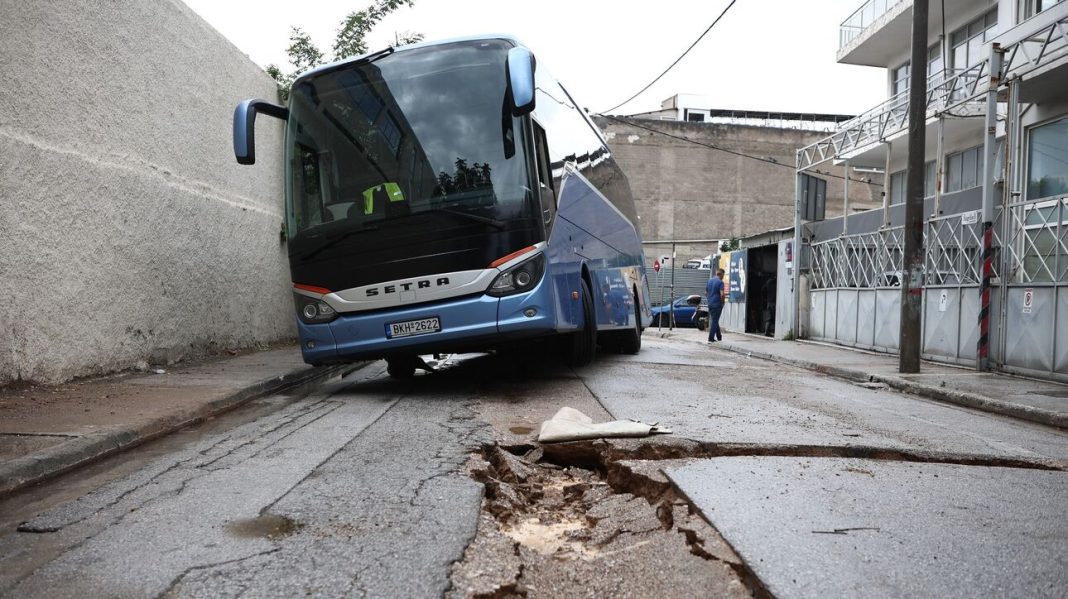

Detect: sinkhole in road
[448, 435, 1063, 599]
[448, 442, 763, 599]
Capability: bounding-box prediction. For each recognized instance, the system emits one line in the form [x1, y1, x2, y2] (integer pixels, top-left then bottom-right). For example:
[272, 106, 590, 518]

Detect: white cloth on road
[537, 407, 672, 443]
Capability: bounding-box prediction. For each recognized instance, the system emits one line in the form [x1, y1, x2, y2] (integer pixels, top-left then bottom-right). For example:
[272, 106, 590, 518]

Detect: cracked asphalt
[1, 335, 1066, 598]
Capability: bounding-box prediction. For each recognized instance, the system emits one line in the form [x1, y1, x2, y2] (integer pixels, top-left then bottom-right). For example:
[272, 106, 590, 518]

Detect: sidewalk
[0, 346, 360, 496]
[664, 328, 1068, 430]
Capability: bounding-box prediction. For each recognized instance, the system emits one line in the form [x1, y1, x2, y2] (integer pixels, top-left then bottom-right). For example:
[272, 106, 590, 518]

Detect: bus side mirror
[506, 47, 536, 116]
[233, 98, 288, 165]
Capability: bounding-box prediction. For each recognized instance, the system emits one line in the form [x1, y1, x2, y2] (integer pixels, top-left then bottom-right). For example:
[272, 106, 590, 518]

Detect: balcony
[838, 0, 912, 66]
[803, 3, 1068, 171]
[837, 0, 988, 67]
[839, 0, 902, 48]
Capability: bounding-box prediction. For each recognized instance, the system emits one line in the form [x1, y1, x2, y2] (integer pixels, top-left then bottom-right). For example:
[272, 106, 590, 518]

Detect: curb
[0, 362, 363, 497]
[709, 341, 1068, 431]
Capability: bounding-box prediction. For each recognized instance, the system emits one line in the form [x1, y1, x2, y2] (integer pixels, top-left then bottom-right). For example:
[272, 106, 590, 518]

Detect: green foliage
[719, 237, 740, 253]
[288, 27, 325, 71]
[334, 1, 416, 59]
[268, 1, 418, 101]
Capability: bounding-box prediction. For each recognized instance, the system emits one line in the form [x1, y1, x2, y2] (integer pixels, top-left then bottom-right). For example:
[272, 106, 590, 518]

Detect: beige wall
[595, 118, 883, 259]
[0, 0, 292, 383]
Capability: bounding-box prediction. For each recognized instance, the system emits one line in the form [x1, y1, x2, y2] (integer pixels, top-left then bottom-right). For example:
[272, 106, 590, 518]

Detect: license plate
[386, 316, 441, 339]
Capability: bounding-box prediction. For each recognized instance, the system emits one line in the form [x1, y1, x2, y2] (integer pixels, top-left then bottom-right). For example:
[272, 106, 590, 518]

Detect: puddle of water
[225, 513, 301, 540]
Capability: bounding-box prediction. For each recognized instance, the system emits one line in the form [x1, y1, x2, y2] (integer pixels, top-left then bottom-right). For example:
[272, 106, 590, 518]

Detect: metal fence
[648, 268, 711, 307]
[806, 196, 1068, 377]
[809, 227, 904, 289]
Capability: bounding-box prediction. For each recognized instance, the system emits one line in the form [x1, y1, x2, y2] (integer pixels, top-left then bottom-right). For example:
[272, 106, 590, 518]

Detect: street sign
[1023, 288, 1033, 314]
[653, 260, 660, 273]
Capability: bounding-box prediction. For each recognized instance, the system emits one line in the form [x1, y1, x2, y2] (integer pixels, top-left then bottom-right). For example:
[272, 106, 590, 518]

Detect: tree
[267, 0, 419, 100]
[719, 237, 740, 253]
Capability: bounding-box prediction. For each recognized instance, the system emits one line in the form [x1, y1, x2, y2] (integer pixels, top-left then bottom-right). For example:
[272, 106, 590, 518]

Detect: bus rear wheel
[565, 278, 597, 367]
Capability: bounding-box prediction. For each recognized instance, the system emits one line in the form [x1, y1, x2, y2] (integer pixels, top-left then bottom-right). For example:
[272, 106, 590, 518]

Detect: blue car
[650, 294, 704, 327]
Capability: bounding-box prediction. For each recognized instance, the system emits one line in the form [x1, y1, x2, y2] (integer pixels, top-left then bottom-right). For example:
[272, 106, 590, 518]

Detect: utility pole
[899, 0, 928, 373]
[978, 44, 1004, 371]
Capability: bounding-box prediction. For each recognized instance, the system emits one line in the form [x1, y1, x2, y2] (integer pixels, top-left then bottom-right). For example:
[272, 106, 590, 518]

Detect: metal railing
[840, 0, 901, 49]
[1002, 195, 1068, 283]
[798, 64, 988, 170]
[804, 8, 1068, 171]
[808, 194, 1068, 289]
[925, 210, 997, 285]
[810, 227, 905, 289]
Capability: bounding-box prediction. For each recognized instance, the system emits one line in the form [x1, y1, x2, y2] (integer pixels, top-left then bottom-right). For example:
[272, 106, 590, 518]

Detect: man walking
[706, 268, 725, 343]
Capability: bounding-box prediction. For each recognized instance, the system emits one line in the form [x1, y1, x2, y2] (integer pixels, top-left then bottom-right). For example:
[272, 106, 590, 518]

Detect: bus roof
[295, 34, 527, 86]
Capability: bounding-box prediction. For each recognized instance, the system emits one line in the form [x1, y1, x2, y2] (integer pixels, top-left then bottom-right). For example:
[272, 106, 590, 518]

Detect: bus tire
[617, 293, 642, 354]
[386, 356, 417, 379]
[565, 278, 597, 367]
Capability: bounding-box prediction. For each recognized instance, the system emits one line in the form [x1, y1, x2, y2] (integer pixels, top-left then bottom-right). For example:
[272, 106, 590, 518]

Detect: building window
[378, 113, 402, 155]
[1020, 117, 1067, 279]
[889, 162, 938, 204]
[892, 63, 910, 95]
[800, 174, 827, 221]
[1021, 0, 1064, 21]
[685, 111, 706, 122]
[928, 44, 945, 86]
[1027, 116, 1068, 200]
[890, 170, 907, 204]
[946, 146, 981, 192]
[950, 9, 998, 71]
[945, 142, 1006, 193]
[890, 44, 943, 95]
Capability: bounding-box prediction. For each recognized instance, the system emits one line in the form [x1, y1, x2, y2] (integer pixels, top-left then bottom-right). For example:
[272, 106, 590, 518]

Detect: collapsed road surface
[1, 335, 1066, 598]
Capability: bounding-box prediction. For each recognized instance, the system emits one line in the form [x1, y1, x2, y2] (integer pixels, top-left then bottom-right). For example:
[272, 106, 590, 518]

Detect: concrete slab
[667, 328, 1068, 429]
[667, 457, 1068, 599]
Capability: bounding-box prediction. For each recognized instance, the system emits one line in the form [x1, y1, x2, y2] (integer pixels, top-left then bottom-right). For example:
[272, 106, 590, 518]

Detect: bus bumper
[297, 274, 558, 364]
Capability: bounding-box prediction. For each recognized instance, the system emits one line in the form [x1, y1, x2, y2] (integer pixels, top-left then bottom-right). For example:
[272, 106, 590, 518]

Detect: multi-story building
[794, 0, 1068, 381]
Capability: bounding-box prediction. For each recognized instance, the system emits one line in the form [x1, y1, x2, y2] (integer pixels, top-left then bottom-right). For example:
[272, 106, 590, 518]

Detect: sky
[180, 0, 887, 117]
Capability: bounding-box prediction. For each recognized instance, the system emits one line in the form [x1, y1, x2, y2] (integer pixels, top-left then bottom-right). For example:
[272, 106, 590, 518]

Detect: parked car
[651, 294, 704, 327]
[682, 256, 711, 270]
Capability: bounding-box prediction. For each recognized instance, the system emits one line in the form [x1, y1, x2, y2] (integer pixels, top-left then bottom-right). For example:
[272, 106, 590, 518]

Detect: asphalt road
[1, 335, 1065, 597]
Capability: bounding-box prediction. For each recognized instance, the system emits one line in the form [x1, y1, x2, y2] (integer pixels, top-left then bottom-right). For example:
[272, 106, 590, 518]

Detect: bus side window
[532, 120, 556, 231]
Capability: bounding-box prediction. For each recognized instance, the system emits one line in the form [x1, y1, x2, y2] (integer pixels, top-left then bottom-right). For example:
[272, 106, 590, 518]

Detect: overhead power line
[601, 0, 737, 115]
[595, 114, 882, 188]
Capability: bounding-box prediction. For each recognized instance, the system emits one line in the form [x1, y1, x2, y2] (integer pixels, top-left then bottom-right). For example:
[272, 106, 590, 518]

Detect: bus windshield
[284, 39, 535, 257]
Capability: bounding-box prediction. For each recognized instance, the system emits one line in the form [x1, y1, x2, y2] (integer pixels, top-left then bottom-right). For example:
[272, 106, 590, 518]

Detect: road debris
[537, 407, 672, 443]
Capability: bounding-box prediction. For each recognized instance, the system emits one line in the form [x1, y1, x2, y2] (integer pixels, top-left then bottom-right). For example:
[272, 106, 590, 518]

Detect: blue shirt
[706, 276, 724, 308]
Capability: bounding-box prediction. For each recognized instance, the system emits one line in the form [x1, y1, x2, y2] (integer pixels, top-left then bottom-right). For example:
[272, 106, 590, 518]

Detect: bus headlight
[488, 253, 545, 297]
[294, 293, 338, 324]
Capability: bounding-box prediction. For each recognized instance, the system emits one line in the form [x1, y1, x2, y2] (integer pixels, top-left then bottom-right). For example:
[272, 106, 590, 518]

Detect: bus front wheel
[565, 278, 597, 367]
[617, 294, 642, 354]
[386, 356, 418, 379]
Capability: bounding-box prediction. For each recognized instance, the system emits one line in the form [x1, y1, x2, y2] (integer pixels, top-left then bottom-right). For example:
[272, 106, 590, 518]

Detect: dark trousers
[708, 305, 723, 341]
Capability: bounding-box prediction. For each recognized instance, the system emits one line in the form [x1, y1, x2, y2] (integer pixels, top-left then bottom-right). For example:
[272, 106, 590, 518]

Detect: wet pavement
[0, 334, 1065, 597]
[668, 457, 1068, 598]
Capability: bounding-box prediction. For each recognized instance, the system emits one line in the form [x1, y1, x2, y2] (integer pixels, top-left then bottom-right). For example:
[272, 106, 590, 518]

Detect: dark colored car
[650, 294, 703, 327]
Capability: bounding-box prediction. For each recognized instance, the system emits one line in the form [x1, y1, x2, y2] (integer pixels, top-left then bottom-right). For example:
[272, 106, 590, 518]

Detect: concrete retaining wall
[0, 0, 292, 384]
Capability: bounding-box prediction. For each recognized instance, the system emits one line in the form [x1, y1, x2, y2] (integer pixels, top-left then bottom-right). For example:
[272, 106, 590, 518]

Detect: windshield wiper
[427, 208, 506, 229]
[299, 208, 505, 260]
[299, 225, 380, 260]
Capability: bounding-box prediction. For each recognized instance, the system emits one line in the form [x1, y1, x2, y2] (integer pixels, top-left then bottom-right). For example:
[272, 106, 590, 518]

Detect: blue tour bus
[234, 36, 652, 377]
